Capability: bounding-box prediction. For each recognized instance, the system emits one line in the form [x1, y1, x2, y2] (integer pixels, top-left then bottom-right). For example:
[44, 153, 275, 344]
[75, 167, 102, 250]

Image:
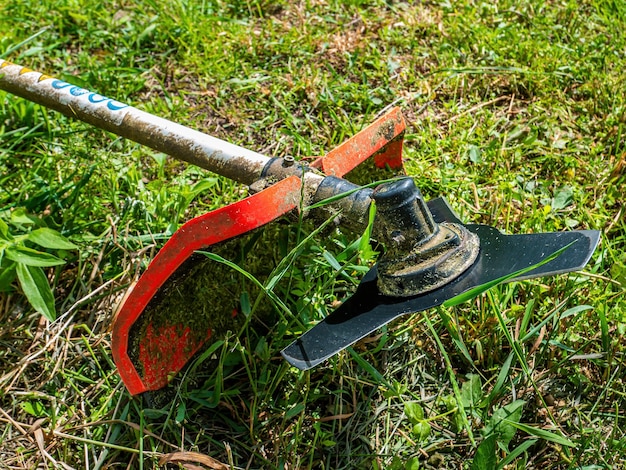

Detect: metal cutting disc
[281, 199, 600, 370]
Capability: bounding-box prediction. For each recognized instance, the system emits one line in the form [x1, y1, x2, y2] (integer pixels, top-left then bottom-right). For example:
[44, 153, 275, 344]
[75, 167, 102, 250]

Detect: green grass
[1, 0, 625, 468]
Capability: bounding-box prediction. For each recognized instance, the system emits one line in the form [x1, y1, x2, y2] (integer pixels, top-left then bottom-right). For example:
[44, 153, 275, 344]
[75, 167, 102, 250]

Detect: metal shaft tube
[0, 60, 270, 185]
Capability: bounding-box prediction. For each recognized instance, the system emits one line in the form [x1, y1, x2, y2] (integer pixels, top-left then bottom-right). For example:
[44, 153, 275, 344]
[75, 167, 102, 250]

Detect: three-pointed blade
[281, 226, 600, 370]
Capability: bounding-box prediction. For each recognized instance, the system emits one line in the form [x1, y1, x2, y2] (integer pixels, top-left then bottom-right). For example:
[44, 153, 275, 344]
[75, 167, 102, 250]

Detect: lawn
[0, 0, 625, 468]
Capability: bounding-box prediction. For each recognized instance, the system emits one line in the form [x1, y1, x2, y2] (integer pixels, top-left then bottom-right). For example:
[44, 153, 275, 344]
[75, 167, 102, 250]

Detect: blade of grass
[423, 311, 475, 445]
[496, 439, 537, 470]
[1, 27, 50, 58]
[438, 307, 474, 365]
[486, 352, 515, 405]
[305, 177, 403, 211]
[444, 240, 578, 307]
[347, 347, 393, 390]
[199, 251, 293, 321]
[502, 419, 575, 447]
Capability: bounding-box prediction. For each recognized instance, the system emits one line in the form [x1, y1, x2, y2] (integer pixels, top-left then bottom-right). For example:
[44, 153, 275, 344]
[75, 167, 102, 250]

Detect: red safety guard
[111, 176, 303, 395]
[311, 107, 406, 177]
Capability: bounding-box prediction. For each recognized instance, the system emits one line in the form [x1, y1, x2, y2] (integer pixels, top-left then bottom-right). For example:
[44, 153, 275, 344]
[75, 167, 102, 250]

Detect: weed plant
[0, 0, 625, 468]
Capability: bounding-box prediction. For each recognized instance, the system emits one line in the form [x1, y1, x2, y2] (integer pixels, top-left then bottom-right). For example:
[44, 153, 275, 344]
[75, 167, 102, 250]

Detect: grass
[0, 0, 625, 468]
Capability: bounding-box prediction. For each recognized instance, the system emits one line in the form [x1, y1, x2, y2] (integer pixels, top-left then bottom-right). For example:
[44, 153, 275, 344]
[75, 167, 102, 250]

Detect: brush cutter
[0, 60, 600, 395]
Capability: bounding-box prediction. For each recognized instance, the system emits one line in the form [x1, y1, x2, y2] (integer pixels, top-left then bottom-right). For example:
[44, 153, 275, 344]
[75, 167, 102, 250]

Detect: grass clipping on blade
[443, 240, 578, 307]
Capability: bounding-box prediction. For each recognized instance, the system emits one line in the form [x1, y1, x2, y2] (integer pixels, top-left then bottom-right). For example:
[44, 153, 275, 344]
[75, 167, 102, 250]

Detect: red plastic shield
[111, 176, 302, 395]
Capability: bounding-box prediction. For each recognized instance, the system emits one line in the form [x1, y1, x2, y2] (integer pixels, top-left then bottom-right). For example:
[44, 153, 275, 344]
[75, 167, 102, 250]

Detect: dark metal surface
[281, 217, 600, 370]
[372, 178, 480, 297]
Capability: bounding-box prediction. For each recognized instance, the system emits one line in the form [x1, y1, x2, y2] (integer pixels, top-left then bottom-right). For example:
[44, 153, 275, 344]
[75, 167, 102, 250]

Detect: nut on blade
[372, 178, 480, 297]
[377, 222, 480, 297]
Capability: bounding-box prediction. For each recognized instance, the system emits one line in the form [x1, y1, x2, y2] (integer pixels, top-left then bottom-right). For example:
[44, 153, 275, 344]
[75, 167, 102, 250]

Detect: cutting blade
[281, 223, 600, 370]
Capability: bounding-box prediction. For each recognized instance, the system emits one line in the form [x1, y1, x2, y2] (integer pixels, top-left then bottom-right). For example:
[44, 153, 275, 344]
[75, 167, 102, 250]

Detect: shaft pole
[0, 60, 270, 185]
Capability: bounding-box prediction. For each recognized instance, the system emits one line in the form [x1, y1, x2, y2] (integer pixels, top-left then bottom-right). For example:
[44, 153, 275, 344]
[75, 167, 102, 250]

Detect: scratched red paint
[111, 175, 303, 395]
[138, 324, 211, 390]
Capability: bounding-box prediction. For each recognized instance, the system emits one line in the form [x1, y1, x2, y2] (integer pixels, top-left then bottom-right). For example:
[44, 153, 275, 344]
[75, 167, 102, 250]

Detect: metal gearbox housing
[371, 178, 480, 297]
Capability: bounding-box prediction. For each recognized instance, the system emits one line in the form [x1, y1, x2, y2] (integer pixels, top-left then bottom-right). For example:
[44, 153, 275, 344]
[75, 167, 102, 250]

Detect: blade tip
[280, 349, 315, 370]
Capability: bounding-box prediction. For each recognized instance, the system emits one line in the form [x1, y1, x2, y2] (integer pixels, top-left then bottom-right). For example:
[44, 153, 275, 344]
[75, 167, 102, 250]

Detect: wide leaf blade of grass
[6, 245, 66, 267]
[16, 263, 56, 321]
[471, 435, 497, 470]
[27, 227, 78, 250]
[503, 419, 575, 447]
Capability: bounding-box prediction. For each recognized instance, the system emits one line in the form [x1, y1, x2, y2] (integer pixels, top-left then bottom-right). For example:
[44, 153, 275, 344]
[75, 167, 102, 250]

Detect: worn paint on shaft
[0, 59, 270, 185]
